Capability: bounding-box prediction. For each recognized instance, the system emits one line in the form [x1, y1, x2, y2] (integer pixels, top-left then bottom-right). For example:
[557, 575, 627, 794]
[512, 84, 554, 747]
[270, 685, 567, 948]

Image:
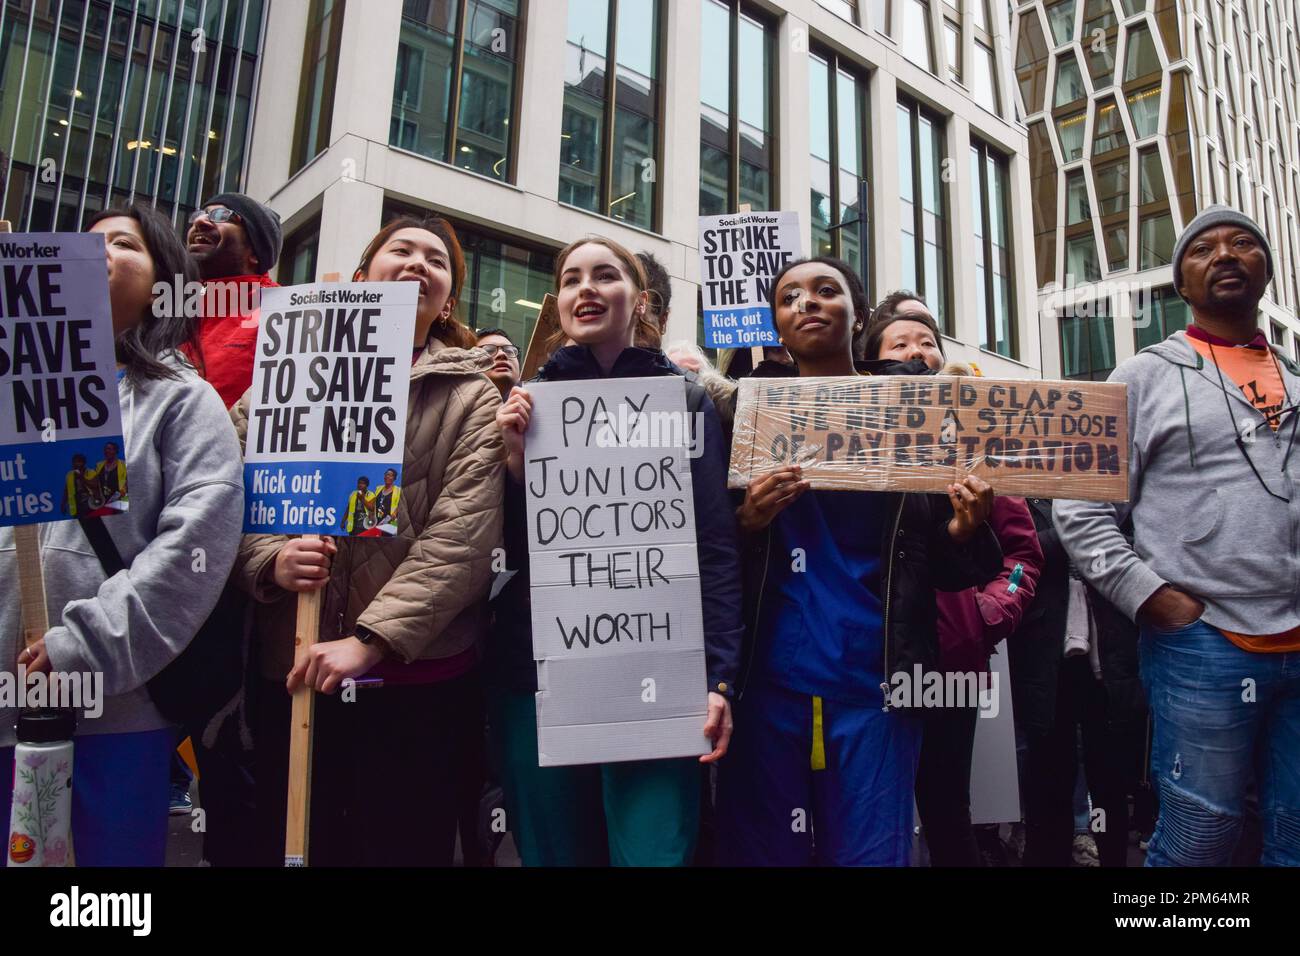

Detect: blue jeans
[1140, 620, 1300, 866]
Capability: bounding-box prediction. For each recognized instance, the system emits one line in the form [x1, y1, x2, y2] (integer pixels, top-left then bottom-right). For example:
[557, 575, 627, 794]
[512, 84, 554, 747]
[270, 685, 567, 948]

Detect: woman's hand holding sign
[701, 691, 733, 763]
[737, 466, 809, 534]
[273, 536, 336, 592]
[497, 385, 533, 483]
[286, 636, 385, 695]
[946, 476, 994, 544]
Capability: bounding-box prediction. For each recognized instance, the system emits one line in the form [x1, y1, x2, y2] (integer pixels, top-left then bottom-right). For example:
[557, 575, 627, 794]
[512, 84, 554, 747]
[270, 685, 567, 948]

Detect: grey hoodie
[0, 354, 244, 746]
[1052, 330, 1300, 637]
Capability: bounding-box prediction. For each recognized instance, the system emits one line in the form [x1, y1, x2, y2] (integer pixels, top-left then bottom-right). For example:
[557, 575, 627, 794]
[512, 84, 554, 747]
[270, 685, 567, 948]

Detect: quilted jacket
[231, 339, 505, 679]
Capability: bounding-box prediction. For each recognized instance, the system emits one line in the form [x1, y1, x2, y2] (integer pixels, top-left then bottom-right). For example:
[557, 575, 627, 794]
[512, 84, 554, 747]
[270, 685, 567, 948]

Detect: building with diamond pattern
[1013, 0, 1300, 379]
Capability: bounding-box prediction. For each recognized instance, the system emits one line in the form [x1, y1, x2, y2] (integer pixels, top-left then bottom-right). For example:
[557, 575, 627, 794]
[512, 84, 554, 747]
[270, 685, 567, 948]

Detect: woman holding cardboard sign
[231, 216, 504, 866]
[1, 205, 244, 865]
[715, 256, 1002, 866]
[490, 236, 744, 866]
[865, 296, 1045, 867]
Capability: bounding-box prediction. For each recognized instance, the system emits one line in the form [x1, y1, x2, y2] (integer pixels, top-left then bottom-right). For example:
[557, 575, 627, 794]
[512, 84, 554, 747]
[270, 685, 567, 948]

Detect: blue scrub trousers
[716, 681, 922, 866]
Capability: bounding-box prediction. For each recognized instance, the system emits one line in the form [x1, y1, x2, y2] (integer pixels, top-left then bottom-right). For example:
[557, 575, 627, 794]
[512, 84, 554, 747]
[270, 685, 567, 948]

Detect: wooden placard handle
[736, 204, 765, 370]
[284, 542, 322, 867]
[14, 525, 49, 652]
[1, 221, 47, 655]
[4, 218, 75, 865]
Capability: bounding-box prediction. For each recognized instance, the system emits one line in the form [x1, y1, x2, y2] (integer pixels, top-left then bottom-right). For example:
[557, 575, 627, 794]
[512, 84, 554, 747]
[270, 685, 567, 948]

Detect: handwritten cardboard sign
[523, 376, 709, 766]
[729, 375, 1129, 502]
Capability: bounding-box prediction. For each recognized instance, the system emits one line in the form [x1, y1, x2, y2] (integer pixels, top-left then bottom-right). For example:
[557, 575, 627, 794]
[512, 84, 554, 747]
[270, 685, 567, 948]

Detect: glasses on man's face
[480, 344, 519, 359]
[188, 206, 243, 226]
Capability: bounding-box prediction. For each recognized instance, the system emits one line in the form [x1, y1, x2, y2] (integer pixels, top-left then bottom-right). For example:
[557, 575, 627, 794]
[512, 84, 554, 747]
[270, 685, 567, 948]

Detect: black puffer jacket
[485, 345, 745, 697]
[1007, 498, 1145, 738]
[730, 358, 1004, 706]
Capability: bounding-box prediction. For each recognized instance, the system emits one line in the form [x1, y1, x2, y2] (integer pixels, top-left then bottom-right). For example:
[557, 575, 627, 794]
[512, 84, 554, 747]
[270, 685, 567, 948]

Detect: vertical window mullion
[102, 0, 144, 207]
[446, 0, 470, 163]
[652, 0, 666, 229]
[728, 2, 740, 208]
[911, 106, 924, 301]
[860, 77, 871, 302]
[827, 54, 840, 256]
[217, 0, 252, 194]
[981, 146, 994, 350]
[601, 0, 619, 215]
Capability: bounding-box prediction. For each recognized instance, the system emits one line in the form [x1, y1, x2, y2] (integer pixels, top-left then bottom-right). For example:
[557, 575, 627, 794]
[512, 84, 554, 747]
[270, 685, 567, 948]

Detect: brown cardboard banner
[728, 375, 1129, 502]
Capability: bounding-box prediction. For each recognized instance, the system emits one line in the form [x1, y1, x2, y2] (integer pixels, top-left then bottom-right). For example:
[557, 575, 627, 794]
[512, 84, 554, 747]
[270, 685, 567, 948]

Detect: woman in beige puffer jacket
[232, 215, 504, 866]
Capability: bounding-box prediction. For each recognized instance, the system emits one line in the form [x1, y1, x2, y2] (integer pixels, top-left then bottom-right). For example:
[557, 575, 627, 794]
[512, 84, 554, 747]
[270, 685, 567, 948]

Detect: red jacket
[181, 273, 279, 408]
[935, 495, 1043, 672]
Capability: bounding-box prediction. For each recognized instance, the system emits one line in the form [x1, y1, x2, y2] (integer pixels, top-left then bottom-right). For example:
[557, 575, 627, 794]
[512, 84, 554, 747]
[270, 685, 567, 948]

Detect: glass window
[1066, 170, 1091, 224]
[1066, 233, 1102, 282]
[971, 0, 988, 32]
[1016, 8, 1049, 114]
[1029, 121, 1058, 287]
[815, 0, 859, 20]
[1125, 84, 1160, 138]
[898, 96, 950, 333]
[902, 0, 934, 72]
[1082, 0, 1117, 87]
[293, 0, 345, 173]
[810, 55, 834, 257]
[737, 11, 773, 210]
[1054, 51, 1087, 108]
[1134, 285, 1189, 350]
[700, 2, 776, 214]
[280, 217, 321, 285]
[1138, 209, 1174, 268]
[1123, 23, 1160, 81]
[1092, 96, 1127, 154]
[945, 22, 961, 82]
[1055, 110, 1086, 161]
[1137, 147, 1166, 203]
[1094, 158, 1128, 215]
[971, 139, 1016, 357]
[2, 0, 266, 228]
[1046, 0, 1076, 45]
[871, 0, 891, 33]
[1060, 306, 1116, 380]
[557, 0, 661, 228]
[392, 0, 523, 183]
[809, 50, 870, 288]
[973, 42, 999, 114]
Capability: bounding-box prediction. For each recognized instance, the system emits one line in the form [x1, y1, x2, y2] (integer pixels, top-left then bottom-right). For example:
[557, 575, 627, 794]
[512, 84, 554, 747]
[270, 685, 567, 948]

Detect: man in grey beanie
[1052, 204, 1300, 867]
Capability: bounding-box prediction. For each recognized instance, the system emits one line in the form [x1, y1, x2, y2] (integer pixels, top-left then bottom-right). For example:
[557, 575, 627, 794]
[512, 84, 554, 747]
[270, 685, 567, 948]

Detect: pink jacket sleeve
[973, 496, 1045, 652]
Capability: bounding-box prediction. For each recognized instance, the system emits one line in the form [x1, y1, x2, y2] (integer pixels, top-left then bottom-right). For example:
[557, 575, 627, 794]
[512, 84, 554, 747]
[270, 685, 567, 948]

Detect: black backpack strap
[79, 516, 127, 576]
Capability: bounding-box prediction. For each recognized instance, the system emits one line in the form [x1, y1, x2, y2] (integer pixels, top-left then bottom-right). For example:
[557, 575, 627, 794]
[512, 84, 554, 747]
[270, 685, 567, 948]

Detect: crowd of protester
[1, 194, 1296, 867]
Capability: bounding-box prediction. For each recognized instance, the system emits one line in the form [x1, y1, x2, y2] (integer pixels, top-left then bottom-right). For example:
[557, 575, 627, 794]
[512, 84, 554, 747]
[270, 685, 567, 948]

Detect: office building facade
[247, 0, 1043, 376]
[1013, 0, 1300, 379]
[0, 0, 268, 230]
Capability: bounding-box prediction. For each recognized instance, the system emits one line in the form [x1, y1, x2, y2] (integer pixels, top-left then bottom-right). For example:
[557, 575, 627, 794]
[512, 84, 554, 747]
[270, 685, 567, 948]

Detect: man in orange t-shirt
[1054, 205, 1300, 867]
